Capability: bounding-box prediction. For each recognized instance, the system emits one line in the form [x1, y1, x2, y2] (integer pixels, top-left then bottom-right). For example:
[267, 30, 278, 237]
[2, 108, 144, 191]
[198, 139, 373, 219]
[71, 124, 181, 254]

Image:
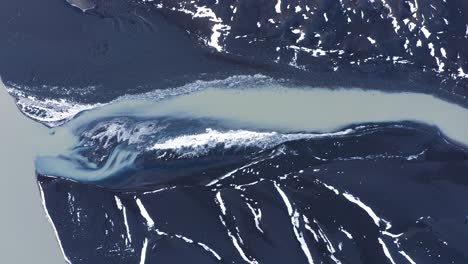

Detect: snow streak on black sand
[38, 124, 468, 264]
[33, 79, 468, 264]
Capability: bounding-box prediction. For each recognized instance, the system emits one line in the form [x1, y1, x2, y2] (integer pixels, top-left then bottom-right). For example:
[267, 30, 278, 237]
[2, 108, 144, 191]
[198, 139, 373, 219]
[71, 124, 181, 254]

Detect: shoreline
[0, 79, 65, 264]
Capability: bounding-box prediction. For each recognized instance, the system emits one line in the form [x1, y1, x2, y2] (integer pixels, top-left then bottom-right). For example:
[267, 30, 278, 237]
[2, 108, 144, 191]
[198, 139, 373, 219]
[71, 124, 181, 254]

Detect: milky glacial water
[32, 84, 468, 182]
[4, 77, 468, 264]
[0, 80, 64, 264]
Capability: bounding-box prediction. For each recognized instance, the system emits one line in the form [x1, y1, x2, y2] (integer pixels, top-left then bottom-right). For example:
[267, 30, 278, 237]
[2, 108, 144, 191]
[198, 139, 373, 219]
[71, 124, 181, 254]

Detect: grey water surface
[0, 80, 64, 263]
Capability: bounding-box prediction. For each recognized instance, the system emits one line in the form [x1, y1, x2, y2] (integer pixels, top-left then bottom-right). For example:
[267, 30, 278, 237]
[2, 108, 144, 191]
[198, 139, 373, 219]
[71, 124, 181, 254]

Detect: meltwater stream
[8, 77, 468, 263]
[35, 85, 468, 182]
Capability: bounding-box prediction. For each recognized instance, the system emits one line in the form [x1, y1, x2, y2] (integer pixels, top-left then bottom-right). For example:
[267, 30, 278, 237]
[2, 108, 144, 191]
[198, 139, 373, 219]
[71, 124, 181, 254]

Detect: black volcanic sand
[3, 0, 468, 263]
[1, 0, 467, 105]
[38, 124, 468, 263]
[0, 0, 257, 103]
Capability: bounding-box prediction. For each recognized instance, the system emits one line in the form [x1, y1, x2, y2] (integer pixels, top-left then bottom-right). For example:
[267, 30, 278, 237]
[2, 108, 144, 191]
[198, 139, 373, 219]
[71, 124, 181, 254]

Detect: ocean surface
[1, 0, 468, 263]
[0, 80, 64, 264]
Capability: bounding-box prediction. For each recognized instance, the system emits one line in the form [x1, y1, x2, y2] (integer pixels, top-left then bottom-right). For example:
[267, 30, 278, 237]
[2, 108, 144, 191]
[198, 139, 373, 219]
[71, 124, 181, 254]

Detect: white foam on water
[5, 76, 468, 182]
[147, 87, 468, 147]
[60, 85, 468, 147]
[6, 87, 103, 127]
[6, 75, 270, 127]
[150, 128, 354, 157]
[82, 118, 166, 148]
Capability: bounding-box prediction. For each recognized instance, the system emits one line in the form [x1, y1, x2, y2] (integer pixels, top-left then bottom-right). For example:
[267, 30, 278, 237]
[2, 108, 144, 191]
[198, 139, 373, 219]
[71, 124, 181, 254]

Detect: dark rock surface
[0, 0, 467, 104]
